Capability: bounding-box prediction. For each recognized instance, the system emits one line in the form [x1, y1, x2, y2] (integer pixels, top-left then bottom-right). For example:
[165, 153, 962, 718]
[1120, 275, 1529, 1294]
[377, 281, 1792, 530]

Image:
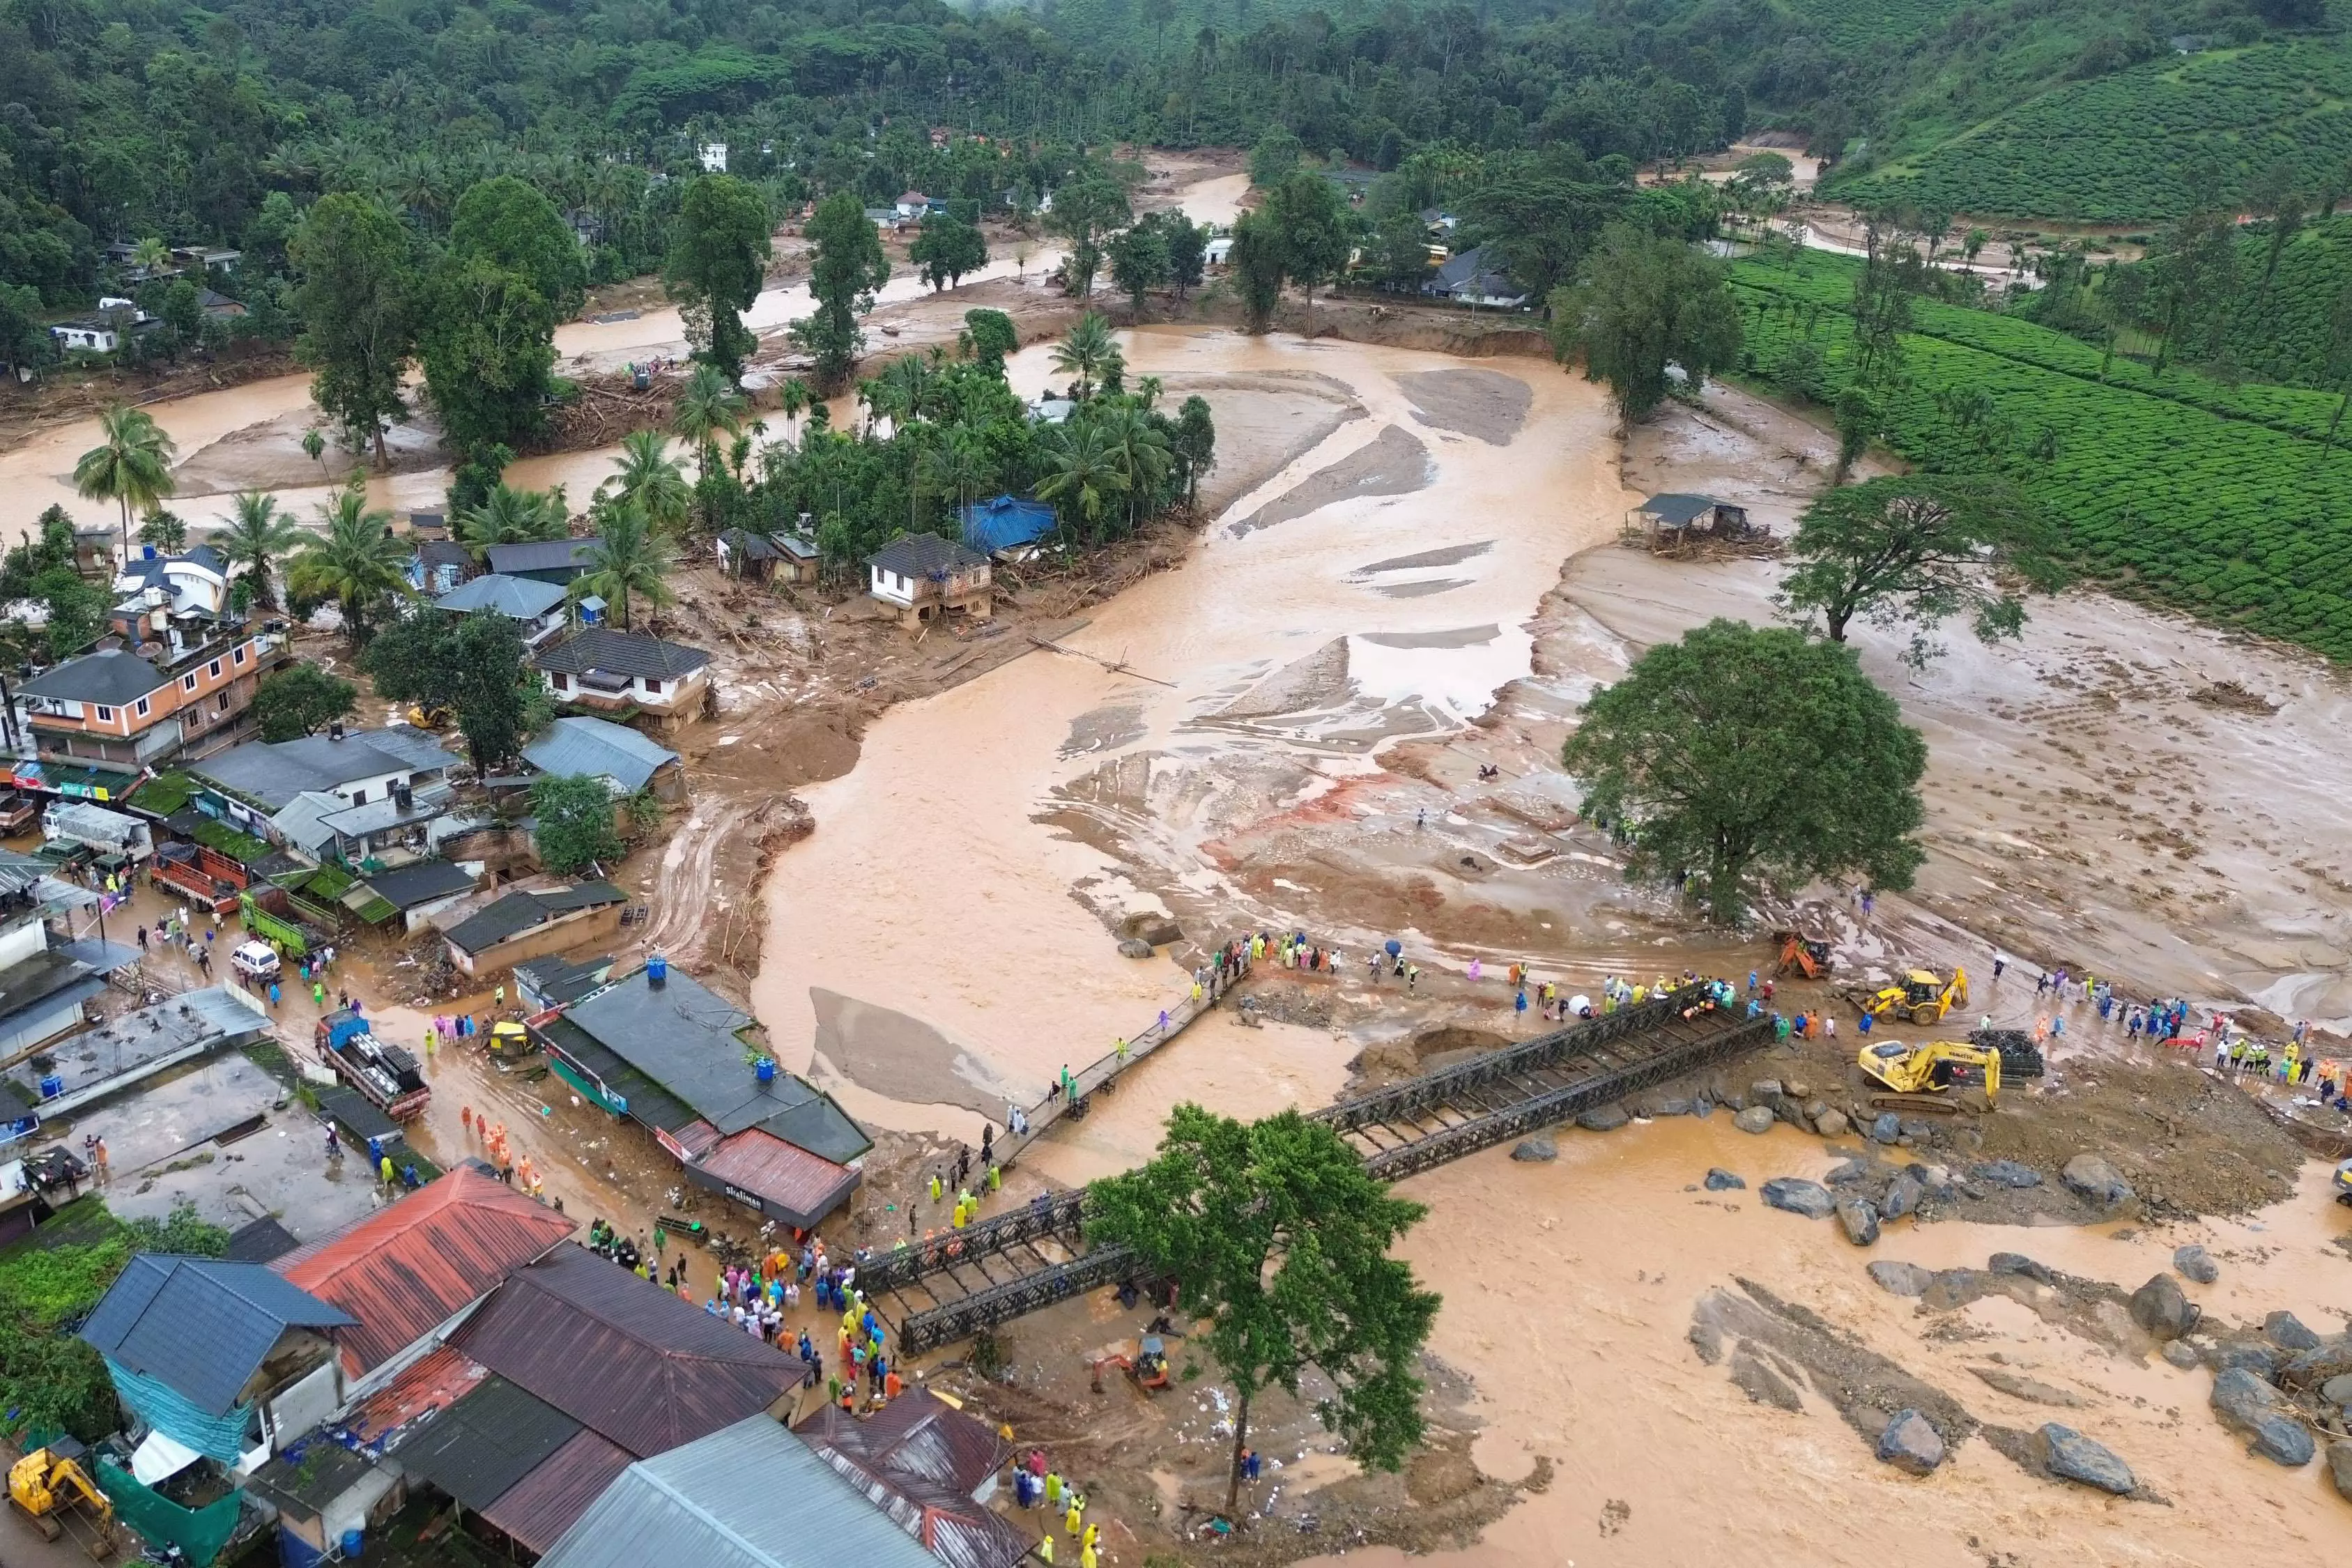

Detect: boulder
[1785, 1079, 1811, 1101]
[1703, 1168, 1746, 1192]
[1760, 1178, 1836, 1220]
[2128, 1273, 2199, 1342]
[1692, 1093, 1715, 1119]
[1880, 1171, 1924, 1221]
[2173, 1244, 2220, 1284]
[1919, 1163, 1954, 1190]
[2211, 1342, 2280, 1381]
[1869, 1112, 1902, 1144]
[2330, 1441, 2352, 1505]
[1837, 1199, 1882, 1247]
[1510, 1136, 1557, 1162]
[1577, 1104, 1631, 1132]
[1875, 1409, 1945, 1476]
[1868, 1260, 1934, 1297]
[1650, 1096, 1693, 1117]
[1972, 1160, 2043, 1188]
[1116, 937, 1157, 958]
[2321, 1373, 2352, 1409]
[1825, 1159, 1872, 1187]
[2060, 1154, 2134, 1208]
[2038, 1424, 2137, 1496]
[2211, 1367, 2316, 1466]
[1814, 1107, 1850, 1139]
[1750, 1079, 1784, 1102]
[1990, 1252, 2056, 1286]
[1120, 912, 1183, 946]
[1733, 1105, 1776, 1135]
[2162, 1342, 2202, 1371]
[2264, 1311, 2323, 1352]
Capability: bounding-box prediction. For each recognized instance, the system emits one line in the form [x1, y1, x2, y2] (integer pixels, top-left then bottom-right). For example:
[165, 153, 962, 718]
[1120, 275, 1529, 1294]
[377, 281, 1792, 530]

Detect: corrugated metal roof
[487, 538, 601, 576]
[81, 1256, 355, 1416]
[437, 573, 569, 619]
[536, 1015, 703, 1134]
[392, 1374, 581, 1512]
[523, 717, 680, 794]
[537, 1415, 937, 1568]
[453, 1243, 799, 1457]
[793, 1392, 1027, 1568]
[443, 881, 624, 955]
[534, 627, 710, 679]
[272, 1166, 575, 1374]
[344, 1344, 490, 1448]
[223, 1216, 301, 1264]
[694, 1130, 856, 1229]
[477, 1430, 635, 1554]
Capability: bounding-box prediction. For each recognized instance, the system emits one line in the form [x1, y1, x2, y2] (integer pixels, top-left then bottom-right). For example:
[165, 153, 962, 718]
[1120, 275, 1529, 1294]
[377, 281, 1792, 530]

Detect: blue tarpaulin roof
[958, 495, 1056, 553]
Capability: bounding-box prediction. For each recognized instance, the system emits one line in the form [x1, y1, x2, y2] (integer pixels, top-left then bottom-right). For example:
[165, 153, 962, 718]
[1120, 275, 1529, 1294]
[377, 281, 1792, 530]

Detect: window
[134, 698, 150, 718]
[552, 673, 570, 691]
[94, 706, 113, 723]
[349, 788, 366, 806]
[208, 659, 221, 679]
[644, 679, 662, 695]
[233, 646, 246, 666]
[217, 692, 231, 712]
[181, 673, 198, 693]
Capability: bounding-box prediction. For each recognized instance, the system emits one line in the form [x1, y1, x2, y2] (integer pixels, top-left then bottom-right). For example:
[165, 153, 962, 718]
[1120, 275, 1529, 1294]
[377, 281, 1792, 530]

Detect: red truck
[151, 843, 249, 914]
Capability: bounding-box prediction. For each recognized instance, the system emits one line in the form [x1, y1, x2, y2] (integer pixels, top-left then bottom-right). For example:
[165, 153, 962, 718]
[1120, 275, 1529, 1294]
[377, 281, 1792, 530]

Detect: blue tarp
[959, 495, 1056, 553]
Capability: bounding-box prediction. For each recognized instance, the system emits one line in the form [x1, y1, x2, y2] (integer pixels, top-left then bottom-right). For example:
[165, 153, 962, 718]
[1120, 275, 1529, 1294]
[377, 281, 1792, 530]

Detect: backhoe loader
[1849, 967, 1968, 1027]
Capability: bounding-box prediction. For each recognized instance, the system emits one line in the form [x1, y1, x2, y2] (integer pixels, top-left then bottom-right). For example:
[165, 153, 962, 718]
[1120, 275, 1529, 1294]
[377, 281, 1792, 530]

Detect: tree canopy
[1559, 619, 1928, 923]
[251, 663, 358, 742]
[667, 175, 772, 383]
[791, 192, 888, 390]
[1089, 1106, 1440, 1515]
[1551, 222, 1742, 422]
[532, 774, 626, 874]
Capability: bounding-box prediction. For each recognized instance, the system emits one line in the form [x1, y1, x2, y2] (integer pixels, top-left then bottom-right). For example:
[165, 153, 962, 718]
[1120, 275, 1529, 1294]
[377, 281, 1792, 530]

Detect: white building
[52, 322, 120, 353]
[699, 142, 728, 173]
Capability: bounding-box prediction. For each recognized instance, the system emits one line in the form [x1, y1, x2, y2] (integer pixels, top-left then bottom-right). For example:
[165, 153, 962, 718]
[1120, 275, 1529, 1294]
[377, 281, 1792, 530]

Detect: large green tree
[289, 194, 419, 468]
[1089, 1106, 1440, 1517]
[667, 174, 772, 383]
[72, 406, 176, 565]
[790, 192, 888, 391]
[1777, 476, 2068, 663]
[1107, 222, 1171, 318]
[419, 177, 585, 466]
[1265, 170, 1351, 308]
[1047, 176, 1132, 299]
[251, 663, 358, 741]
[218, 493, 302, 611]
[532, 772, 625, 873]
[1549, 222, 1742, 422]
[286, 486, 409, 647]
[362, 610, 530, 771]
[569, 507, 675, 629]
[1559, 619, 1928, 923]
[1228, 210, 1286, 334]
[909, 212, 988, 291]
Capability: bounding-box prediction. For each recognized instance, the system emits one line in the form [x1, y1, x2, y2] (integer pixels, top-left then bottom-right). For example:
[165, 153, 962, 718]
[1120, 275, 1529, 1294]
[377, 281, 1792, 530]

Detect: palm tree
[569, 506, 675, 631]
[1050, 312, 1116, 399]
[918, 435, 994, 529]
[301, 428, 328, 475]
[671, 363, 746, 482]
[1036, 421, 1131, 541]
[1098, 406, 1173, 531]
[218, 491, 304, 609]
[129, 236, 170, 275]
[879, 353, 937, 424]
[601, 431, 691, 535]
[459, 484, 571, 556]
[286, 486, 409, 647]
[778, 380, 811, 450]
[74, 406, 177, 564]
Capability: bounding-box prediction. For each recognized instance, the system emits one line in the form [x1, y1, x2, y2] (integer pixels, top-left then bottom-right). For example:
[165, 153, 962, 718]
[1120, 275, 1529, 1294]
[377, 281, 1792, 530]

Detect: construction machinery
[9, 1438, 117, 1556]
[487, 1020, 535, 1062]
[1849, 967, 1968, 1027]
[2334, 1158, 2352, 1208]
[1774, 930, 1833, 981]
[1858, 1039, 2001, 1102]
[1088, 1334, 1171, 1395]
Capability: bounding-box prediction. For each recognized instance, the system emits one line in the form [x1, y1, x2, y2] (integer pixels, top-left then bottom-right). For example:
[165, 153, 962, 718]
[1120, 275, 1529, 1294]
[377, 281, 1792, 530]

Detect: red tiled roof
[344, 1344, 489, 1447]
[476, 1430, 635, 1554]
[695, 1128, 856, 1227]
[452, 1243, 798, 1456]
[272, 1166, 575, 1374]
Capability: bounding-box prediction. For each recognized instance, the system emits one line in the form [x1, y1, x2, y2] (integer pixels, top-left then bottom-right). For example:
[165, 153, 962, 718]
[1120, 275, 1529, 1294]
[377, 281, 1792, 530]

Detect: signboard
[722, 1183, 767, 1215]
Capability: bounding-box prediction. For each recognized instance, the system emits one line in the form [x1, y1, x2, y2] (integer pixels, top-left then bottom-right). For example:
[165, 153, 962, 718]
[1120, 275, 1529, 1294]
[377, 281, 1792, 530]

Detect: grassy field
[1732, 250, 2352, 662]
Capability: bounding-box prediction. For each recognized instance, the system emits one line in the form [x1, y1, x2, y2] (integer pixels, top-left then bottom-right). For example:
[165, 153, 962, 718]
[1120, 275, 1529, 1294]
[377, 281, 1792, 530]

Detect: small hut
[1626, 493, 1751, 547]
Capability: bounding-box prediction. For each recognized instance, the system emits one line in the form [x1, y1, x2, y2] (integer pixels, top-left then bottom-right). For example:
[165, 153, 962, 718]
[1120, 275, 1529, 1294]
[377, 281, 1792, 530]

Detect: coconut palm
[217, 491, 304, 609]
[1098, 405, 1173, 530]
[458, 484, 571, 556]
[568, 505, 675, 631]
[671, 363, 746, 482]
[878, 353, 939, 425]
[1036, 421, 1131, 540]
[778, 379, 811, 449]
[601, 430, 691, 535]
[1050, 311, 1116, 399]
[286, 486, 409, 647]
[129, 236, 171, 275]
[74, 405, 177, 564]
[918, 435, 994, 528]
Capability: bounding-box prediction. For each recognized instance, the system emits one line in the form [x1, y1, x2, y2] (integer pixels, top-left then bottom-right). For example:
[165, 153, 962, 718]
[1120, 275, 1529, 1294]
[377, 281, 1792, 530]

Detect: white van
[230, 940, 281, 983]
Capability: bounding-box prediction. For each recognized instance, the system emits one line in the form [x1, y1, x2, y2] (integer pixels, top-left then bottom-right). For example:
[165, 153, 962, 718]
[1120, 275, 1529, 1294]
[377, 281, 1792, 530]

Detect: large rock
[2265, 1311, 2323, 1352]
[2162, 1342, 2202, 1370]
[1116, 937, 1157, 958]
[1692, 1093, 1715, 1119]
[1577, 1104, 1631, 1132]
[1836, 1198, 1882, 1247]
[2173, 1244, 2220, 1284]
[1972, 1160, 2043, 1188]
[1815, 1107, 1850, 1139]
[2329, 1440, 2352, 1505]
[1703, 1168, 1746, 1192]
[1880, 1171, 1924, 1221]
[1750, 1079, 1784, 1102]
[2129, 1274, 2199, 1342]
[2211, 1367, 2317, 1466]
[1990, 1252, 2055, 1286]
[2321, 1373, 2352, 1409]
[1645, 1096, 1693, 1118]
[1875, 1409, 1945, 1476]
[1785, 1079, 1811, 1101]
[2211, 1342, 2280, 1380]
[1760, 1178, 1836, 1220]
[1733, 1105, 1776, 1135]
[1510, 1136, 1557, 1162]
[1869, 1112, 1902, 1144]
[1120, 912, 1183, 946]
[2060, 1154, 2134, 1208]
[2038, 1424, 2137, 1495]
[1868, 1260, 1933, 1297]
[1825, 1159, 1872, 1187]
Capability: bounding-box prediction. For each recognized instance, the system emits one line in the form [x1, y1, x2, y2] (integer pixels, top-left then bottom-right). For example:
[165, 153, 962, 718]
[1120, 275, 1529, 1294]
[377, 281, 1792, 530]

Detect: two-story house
[11, 547, 291, 794]
[434, 574, 571, 648]
[866, 534, 993, 628]
[532, 629, 711, 729]
[188, 725, 461, 843]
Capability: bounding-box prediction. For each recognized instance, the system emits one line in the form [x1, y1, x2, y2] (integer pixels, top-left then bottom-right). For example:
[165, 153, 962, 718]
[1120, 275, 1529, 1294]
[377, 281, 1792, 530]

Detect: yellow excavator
[1858, 1039, 2001, 1102]
[1850, 966, 1968, 1026]
[9, 1438, 117, 1557]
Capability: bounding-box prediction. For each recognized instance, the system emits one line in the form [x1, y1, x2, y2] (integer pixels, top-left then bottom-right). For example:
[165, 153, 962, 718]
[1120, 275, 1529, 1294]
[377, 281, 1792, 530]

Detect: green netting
[93, 1457, 242, 1566]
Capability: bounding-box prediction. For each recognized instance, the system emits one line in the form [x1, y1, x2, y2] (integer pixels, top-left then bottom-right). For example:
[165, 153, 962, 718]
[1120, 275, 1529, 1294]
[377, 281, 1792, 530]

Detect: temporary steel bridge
[875, 984, 1772, 1353]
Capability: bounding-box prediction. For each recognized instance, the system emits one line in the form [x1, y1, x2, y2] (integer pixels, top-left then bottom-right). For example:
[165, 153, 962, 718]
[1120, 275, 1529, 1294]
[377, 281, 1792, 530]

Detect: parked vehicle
[151, 843, 250, 914]
[229, 939, 281, 983]
[314, 1008, 429, 1120]
[40, 801, 153, 862]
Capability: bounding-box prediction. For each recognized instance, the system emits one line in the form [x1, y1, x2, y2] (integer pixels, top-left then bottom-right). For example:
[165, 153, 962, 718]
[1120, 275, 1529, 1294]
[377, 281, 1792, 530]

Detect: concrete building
[533, 629, 712, 727]
[865, 535, 992, 628]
